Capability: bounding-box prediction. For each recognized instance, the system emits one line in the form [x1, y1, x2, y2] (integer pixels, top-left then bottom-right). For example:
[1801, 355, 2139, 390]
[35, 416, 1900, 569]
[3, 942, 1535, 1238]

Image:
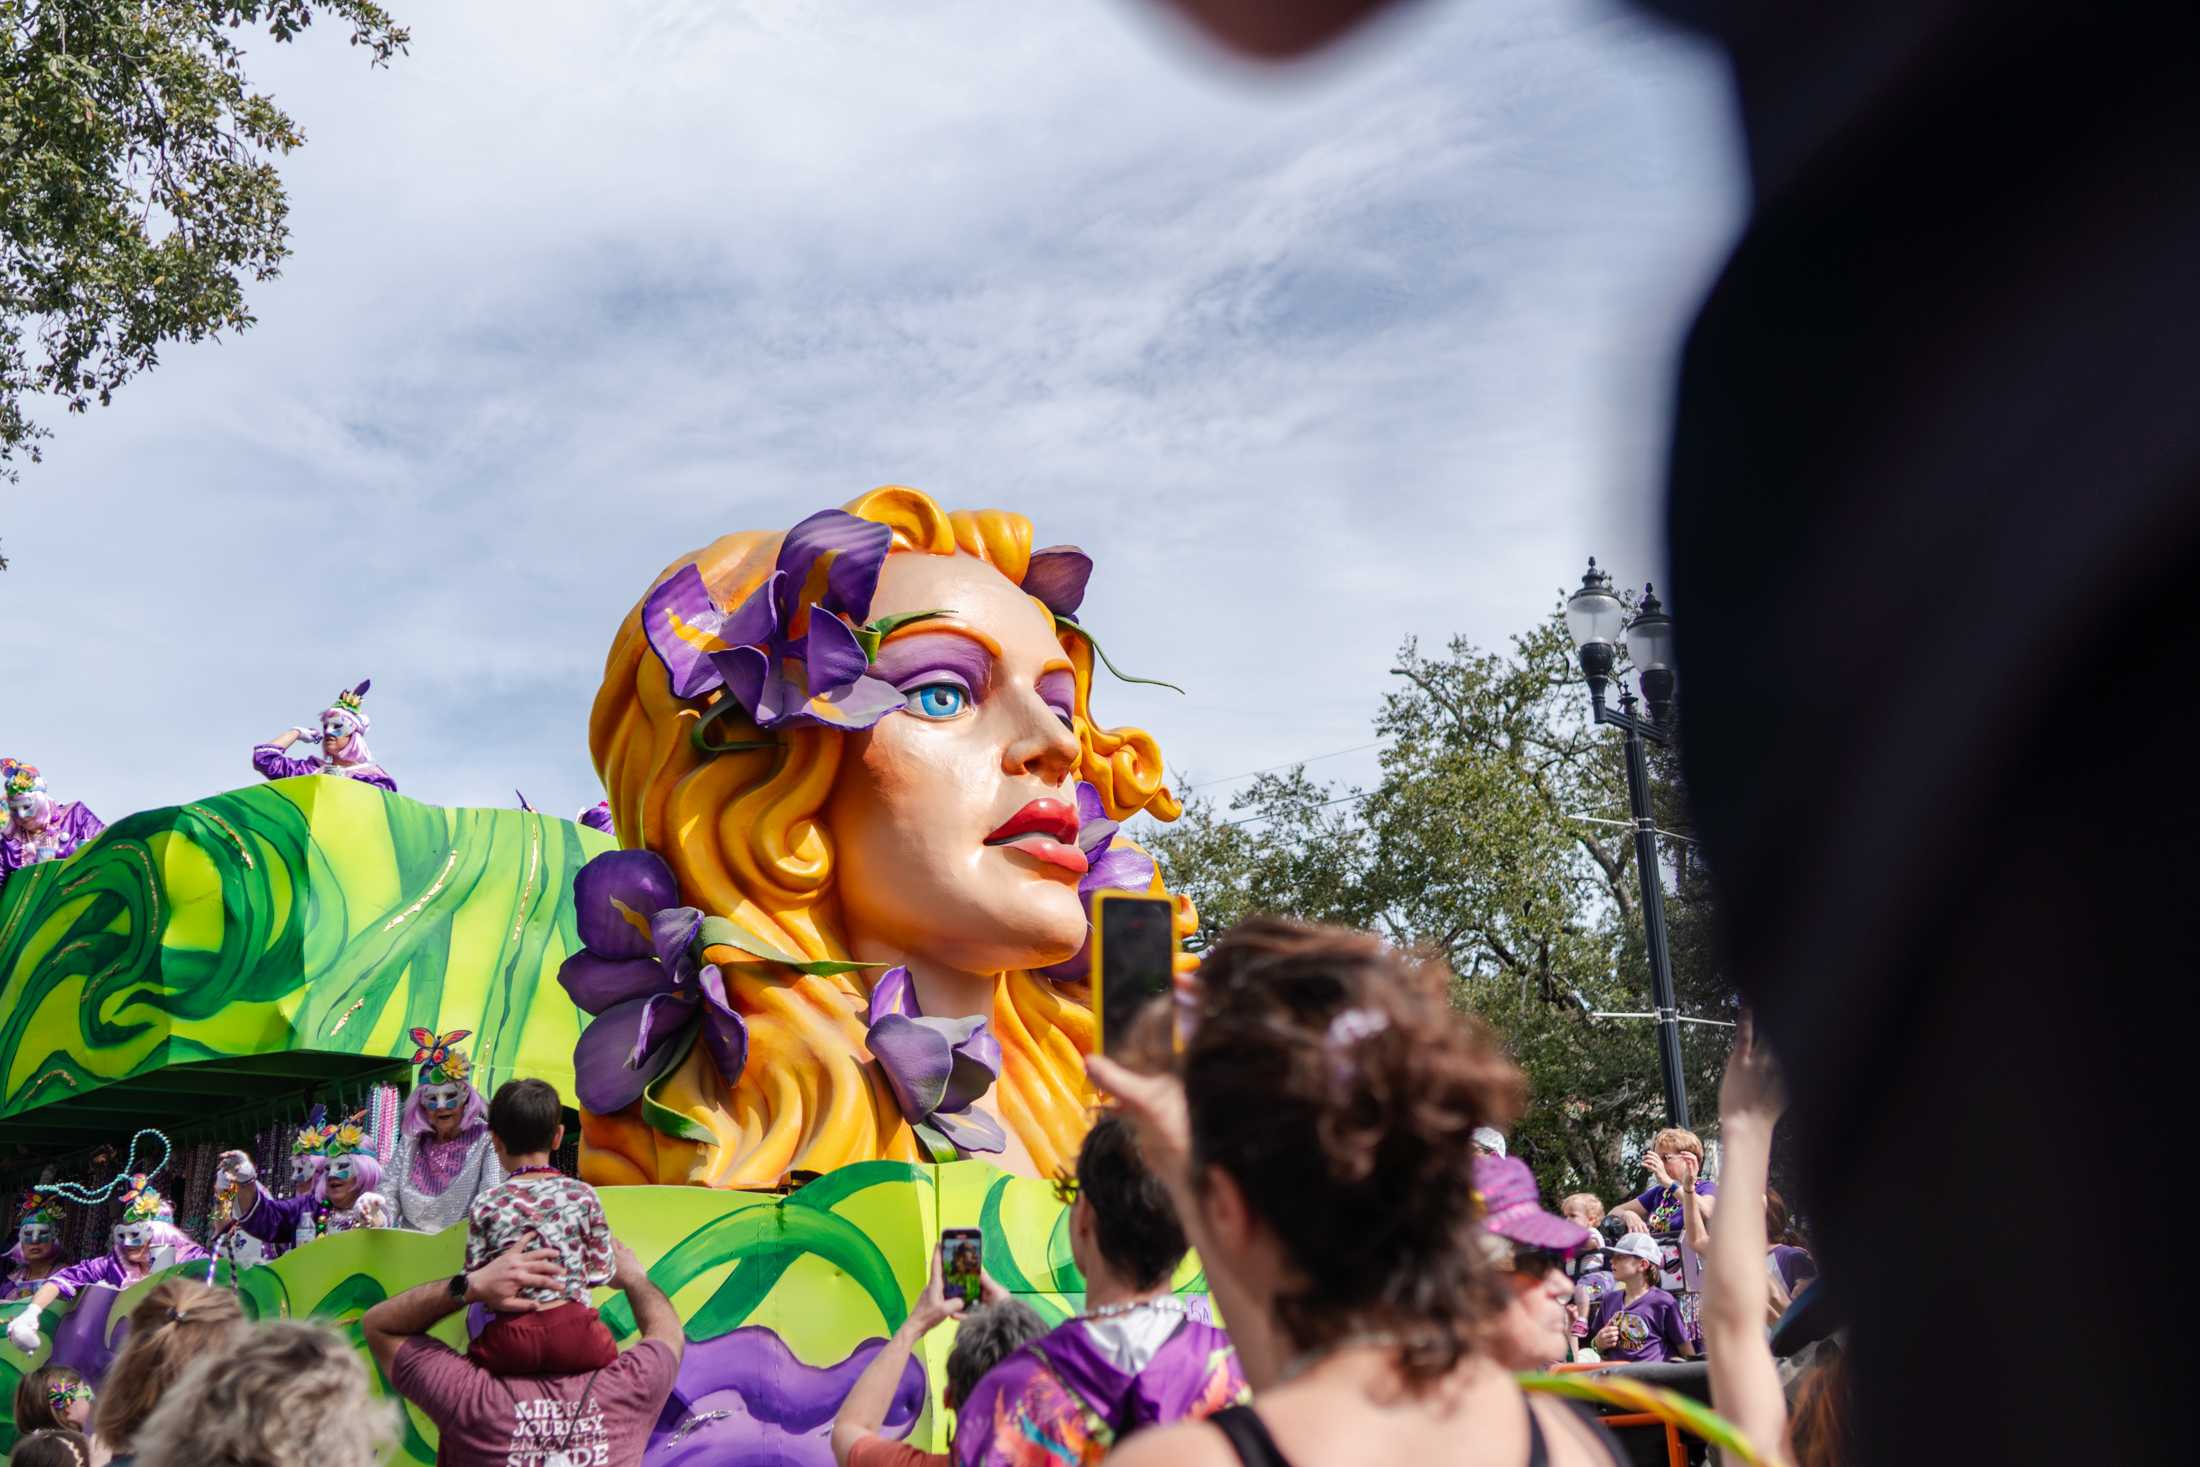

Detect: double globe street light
[1565, 558, 1691, 1129]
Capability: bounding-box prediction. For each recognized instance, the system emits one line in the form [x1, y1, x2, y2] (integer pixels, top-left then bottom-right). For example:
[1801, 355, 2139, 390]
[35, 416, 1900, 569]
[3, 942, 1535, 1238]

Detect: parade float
[0, 486, 1197, 1463]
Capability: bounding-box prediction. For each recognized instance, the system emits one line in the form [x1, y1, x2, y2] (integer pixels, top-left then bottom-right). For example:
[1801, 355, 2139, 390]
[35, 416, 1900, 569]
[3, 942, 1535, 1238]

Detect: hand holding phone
[940, 1228, 983, 1308]
[1090, 892, 1176, 1056]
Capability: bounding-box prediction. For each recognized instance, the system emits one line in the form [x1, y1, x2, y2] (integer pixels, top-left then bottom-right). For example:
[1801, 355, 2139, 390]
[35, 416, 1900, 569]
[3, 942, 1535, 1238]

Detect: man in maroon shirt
[363, 1236, 684, 1467]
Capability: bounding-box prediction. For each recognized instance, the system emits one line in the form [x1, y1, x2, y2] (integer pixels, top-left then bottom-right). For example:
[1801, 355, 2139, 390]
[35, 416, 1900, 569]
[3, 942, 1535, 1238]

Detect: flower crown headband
[641, 508, 1180, 756]
[1, 759, 44, 797]
[16, 1189, 62, 1231]
[410, 1028, 472, 1086]
[332, 679, 371, 714]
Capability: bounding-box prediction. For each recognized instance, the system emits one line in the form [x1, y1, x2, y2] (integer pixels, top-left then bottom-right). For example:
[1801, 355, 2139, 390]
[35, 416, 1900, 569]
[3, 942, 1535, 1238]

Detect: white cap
[1471, 1127, 1507, 1157]
[1610, 1232, 1663, 1265]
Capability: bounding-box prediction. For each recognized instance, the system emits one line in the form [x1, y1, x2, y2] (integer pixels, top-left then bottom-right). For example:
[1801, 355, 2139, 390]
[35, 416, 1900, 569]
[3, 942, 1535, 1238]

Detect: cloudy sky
[6, 0, 1742, 829]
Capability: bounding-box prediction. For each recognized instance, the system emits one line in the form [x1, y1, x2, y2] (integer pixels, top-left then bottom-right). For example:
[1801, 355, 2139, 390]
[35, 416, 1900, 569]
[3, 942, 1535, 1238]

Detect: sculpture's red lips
[984, 799, 1088, 874]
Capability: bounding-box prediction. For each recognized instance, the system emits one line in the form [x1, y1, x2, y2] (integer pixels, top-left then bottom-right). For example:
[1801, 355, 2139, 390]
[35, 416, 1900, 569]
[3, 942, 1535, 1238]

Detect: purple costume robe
[2, 1245, 74, 1301]
[232, 1182, 388, 1257]
[251, 744, 398, 792]
[39, 1229, 209, 1295]
[0, 801, 105, 900]
[954, 1311, 1247, 1467]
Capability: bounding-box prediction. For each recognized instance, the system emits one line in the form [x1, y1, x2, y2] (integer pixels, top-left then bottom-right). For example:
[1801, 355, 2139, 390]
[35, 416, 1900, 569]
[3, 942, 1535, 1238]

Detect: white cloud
[6, 0, 1742, 825]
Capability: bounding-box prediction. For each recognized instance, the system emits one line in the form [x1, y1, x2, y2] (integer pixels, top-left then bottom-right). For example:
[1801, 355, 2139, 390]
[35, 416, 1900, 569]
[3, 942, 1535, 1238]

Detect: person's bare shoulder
[1105, 1420, 1238, 1467]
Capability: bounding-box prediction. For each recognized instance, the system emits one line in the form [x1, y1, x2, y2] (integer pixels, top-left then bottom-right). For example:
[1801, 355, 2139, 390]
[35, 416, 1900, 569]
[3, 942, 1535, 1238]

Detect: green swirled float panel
[0, 777, 611, 1118]
[0, 1163, 1205, 1462]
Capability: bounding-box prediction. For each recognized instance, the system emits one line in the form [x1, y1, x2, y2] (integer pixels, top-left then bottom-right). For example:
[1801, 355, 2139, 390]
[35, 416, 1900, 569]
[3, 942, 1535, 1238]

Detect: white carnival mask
[419, 1082, 468, 1114]
[7, 793, 39, 821]
[114, 1222, 153, 1250]
[18, 1222, 53, 1247]
[321, 713, 357, 742]
[327, 1155, 359, 1185]
[289, 1155, 319, 1185]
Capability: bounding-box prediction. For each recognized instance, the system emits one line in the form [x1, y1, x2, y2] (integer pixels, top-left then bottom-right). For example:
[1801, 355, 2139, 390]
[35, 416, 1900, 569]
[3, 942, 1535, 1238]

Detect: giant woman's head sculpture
[568, 487, 1182, 1186]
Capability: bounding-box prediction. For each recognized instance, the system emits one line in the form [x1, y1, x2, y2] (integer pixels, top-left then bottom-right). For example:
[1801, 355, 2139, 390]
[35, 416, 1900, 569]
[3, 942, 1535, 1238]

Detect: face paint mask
[114, 1223, 152, 1250]
[18, 1223, 52, 1247]
[420, 1084, 467, 1113]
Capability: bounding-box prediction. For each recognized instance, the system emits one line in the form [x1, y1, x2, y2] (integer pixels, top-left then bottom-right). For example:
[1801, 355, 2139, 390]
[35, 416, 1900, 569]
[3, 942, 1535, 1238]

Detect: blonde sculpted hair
[136, 1321, 396, 1467]
[582, 488, 1181, 1187]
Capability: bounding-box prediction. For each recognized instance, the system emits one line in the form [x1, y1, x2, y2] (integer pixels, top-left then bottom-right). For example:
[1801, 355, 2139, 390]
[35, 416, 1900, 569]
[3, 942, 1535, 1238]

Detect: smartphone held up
[940, 1227, 983, 1307]
[1090, 891, 1177, 1057]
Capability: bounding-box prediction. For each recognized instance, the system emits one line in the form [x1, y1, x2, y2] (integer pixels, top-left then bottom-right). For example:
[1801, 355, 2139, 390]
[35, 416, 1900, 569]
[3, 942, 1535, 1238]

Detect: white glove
[220, 1151, 257, 1186]
[8, 1306, 43, 1354]
[294, 726, 322, 743]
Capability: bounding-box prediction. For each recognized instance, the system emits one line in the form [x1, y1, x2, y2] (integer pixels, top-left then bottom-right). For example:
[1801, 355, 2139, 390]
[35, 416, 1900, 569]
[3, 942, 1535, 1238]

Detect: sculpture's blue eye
[905, 683, 968, 720]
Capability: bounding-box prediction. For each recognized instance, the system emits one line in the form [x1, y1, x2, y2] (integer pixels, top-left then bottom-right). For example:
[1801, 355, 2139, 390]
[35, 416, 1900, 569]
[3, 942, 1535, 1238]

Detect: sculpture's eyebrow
[871, 627, 998, 697]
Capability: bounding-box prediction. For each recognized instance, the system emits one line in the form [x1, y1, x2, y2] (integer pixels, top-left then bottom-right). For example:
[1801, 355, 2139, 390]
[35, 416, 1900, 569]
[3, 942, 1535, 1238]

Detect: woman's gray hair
[945, 1299, 1050, 1408]
[134, 1320, 397, 1467]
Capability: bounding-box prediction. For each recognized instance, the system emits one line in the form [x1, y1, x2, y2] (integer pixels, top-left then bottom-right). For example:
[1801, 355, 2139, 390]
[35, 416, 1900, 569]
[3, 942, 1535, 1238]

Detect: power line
[1179, 740, 1385, 791]
[1217, 790, 1372, 830]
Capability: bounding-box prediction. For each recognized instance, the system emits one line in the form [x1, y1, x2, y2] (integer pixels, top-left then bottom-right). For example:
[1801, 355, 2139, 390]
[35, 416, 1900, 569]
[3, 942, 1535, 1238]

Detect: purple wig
[315, 1150, 383, 1200]
[400, 1081, 487, 1138]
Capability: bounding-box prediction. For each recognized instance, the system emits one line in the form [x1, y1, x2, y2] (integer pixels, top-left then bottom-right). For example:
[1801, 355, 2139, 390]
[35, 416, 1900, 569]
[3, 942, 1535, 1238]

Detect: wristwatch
[446, 1272, 468, 1302]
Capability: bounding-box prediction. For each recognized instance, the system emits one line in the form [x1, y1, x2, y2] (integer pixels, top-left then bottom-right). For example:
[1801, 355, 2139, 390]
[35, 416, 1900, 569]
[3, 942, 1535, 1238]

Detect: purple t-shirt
[1631, 1178, 1717, 1235]
[391, 1335, 678, 1467]
[1771, 1244, 1818, 1295]
[1588, 1287, 1693, 1363]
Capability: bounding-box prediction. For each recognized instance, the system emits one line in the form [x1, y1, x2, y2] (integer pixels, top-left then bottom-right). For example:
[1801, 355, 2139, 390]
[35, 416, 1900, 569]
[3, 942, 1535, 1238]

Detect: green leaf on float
[912, 1121, 960, 1165]
[697, 915, 882, 975]
[854, 608, 954, 663]
[640, 1029, 716, 1143]
[1055, 617, 1186, 694]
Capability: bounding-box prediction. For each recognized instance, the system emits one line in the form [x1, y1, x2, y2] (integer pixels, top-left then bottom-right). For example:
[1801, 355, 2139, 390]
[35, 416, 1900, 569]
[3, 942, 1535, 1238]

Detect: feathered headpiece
[292, 1104, 338, 1158]
[323, 679, 373, 736]
[1, 759, 46, 798]
[15, 1189, 62, 1232]
[118, 1174, 172, 1225]
[409, 1028, 473, 1087]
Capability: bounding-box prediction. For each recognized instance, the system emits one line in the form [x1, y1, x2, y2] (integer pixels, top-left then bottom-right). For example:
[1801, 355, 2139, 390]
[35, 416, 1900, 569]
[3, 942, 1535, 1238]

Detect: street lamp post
[1565, 558, 1690, 1130]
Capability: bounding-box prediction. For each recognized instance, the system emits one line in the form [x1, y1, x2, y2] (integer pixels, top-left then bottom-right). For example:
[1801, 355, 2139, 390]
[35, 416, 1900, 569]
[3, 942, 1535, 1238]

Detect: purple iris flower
[864, 967, 1006, 1156]
[1035, 781, 1159, 985]
[558, 850, 748, 1113]
[642, 509, 905, 732]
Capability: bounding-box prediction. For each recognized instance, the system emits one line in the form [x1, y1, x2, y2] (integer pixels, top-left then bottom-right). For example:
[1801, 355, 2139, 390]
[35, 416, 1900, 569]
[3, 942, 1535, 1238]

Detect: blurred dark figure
[1148, 1, 2195, 1462]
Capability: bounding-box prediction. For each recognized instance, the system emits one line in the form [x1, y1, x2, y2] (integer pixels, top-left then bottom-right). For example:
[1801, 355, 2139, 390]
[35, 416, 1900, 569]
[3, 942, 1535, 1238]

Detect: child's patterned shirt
[464, 1171, 614, 1307]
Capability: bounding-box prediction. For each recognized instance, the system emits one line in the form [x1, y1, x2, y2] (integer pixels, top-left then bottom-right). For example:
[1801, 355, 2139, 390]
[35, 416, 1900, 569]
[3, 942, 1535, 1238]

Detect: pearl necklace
[1078, 1295, 1189, 1323]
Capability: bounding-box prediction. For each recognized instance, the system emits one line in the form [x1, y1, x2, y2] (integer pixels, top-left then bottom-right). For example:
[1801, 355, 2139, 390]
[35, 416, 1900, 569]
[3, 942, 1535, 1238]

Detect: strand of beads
[35, 1129, 171, 1205]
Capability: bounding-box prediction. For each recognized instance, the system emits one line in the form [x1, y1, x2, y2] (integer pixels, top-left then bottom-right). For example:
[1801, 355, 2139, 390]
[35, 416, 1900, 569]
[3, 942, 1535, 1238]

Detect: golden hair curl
[581, 487, 1183, 1187]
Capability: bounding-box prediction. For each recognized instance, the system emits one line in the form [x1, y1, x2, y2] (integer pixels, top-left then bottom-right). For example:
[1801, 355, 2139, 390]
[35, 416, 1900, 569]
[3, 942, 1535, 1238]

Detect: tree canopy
[1, 1, 409, 486]
[1144, 610, 1735, 1207]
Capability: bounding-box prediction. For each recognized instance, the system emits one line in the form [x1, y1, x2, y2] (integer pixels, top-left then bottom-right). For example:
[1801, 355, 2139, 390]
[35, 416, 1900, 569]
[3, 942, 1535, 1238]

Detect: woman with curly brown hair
[1090, 917, 1623, 1467]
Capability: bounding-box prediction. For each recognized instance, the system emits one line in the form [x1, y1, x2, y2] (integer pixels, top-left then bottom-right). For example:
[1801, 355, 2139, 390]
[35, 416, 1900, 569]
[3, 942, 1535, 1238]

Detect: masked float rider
[2, 1194, 71, 1301]
[0, 760, 105, 902]
[7, 1178, 208, 1354]
[250, 680, 398, 791]
[220, 1116, 391, 1258]
[389, 1030, 505, 1232]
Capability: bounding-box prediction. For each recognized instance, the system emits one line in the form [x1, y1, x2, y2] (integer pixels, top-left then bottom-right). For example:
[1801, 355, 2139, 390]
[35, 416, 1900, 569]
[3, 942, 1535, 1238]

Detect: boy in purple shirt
[1587, 1233, 1695, 1363]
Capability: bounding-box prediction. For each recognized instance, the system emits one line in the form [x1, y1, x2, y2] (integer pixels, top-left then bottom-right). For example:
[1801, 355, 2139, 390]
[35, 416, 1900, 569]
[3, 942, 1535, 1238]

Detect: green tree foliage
[1, 2, 409, 483]
[1145, 612, 1734, 1207]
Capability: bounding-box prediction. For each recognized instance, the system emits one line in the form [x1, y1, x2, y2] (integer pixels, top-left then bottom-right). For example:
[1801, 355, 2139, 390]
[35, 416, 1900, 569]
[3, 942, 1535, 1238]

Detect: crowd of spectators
[10, 918, 1836, 1467]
